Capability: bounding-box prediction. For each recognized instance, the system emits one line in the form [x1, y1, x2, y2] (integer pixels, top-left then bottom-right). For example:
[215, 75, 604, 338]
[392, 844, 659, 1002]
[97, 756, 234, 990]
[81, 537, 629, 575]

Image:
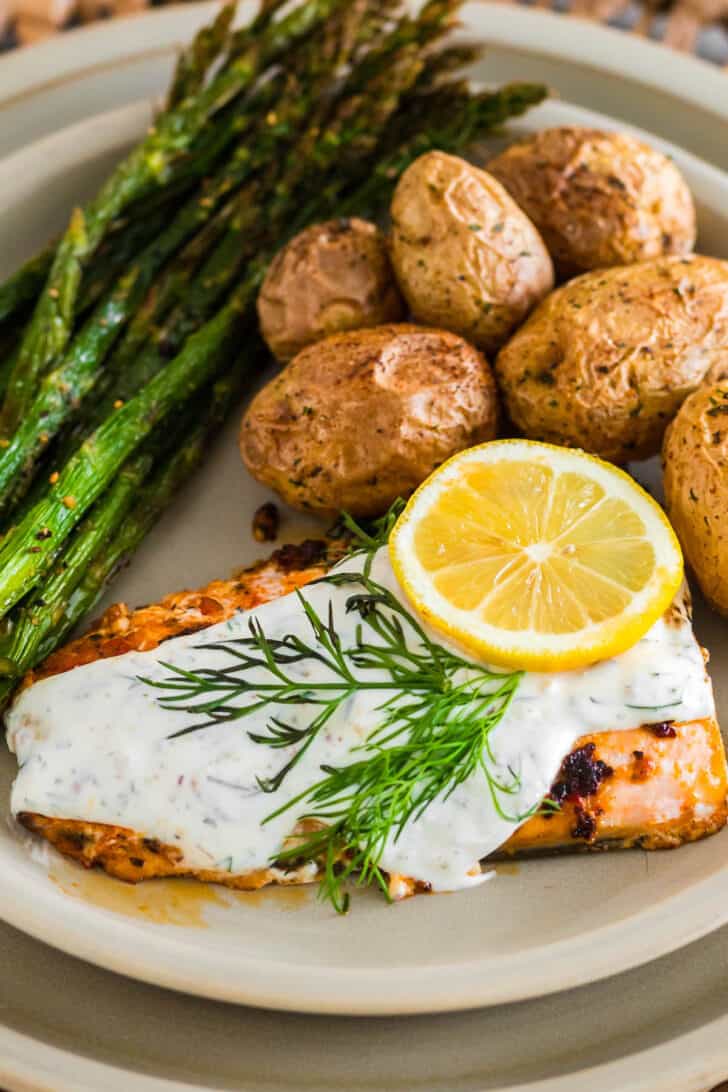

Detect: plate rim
[1, 948, 728, 1092]
[0, 0, 727, 119]
[2, 842, 728, 1015]
[1, 89, 728, 1016]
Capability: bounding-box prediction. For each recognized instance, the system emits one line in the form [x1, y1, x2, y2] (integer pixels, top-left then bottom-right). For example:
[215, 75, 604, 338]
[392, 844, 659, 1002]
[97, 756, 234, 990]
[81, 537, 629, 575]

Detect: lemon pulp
[389, 440, 683, 671]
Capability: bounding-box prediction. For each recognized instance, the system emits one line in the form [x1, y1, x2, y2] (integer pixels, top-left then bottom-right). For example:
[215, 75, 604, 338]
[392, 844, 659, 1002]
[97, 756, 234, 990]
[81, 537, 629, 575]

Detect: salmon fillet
[14, 537, 728, 896]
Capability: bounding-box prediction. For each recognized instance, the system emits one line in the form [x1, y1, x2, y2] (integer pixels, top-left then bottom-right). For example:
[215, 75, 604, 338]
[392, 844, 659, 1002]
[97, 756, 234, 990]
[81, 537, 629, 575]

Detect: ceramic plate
[1, 18, 728, 1021]
[1, 2, 727, 167]
[1, 915, 728, 1091]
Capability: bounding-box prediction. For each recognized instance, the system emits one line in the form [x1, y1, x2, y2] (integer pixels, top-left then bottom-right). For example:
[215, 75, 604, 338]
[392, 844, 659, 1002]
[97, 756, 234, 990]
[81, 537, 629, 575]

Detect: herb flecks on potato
[496, 256, 728, 463]
[664, 366, 728, 615]
[488, 127, 696, 278]
[239, 324, 499, 518]
[389, 151, 554, 355]
[257, 218, 404, 362]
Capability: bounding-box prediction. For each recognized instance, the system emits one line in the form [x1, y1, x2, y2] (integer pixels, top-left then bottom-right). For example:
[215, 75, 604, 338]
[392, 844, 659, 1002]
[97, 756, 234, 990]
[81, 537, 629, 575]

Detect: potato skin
[487, 127, 696, 277]
[495, 256, 728, 463]
[663, 367, 728, 615]
[240, 324, 499, 518]
[389, 151, 554, 355]
[257, 218, 404, 362]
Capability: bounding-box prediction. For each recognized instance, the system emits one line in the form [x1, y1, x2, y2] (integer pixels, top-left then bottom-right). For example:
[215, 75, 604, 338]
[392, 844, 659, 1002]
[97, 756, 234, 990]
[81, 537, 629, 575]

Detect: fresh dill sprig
[264, 604, 524, 912]
[149, 585, 368, 792]
[144, 583, 523, 911]
[338, 498, 406, 574]
[142, 508, 525, 912]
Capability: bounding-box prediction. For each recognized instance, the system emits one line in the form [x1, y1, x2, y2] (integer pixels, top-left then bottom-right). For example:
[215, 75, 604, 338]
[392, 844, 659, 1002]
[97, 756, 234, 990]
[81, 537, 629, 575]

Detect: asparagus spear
[100, 80, 298, 383]
[0, 297, 247, 618]
[166, 3, 237, 110]
[225, 0, 291, 61]
[0, 209, 88, 433]
[85, 68, 296, 369]
[0, 54, 282, 338]
[410, 43, 484, 90]
[336, 81, 548, 220]
[0, 360, 251, 699]
[340, 0, 459, 96]
[0, 0, 451, 445]
[169, 0, 295, 109]
[0, 451, 153, 681]
[0, 191, 237, 513]
[0, 195, 242, 514]
[0, 1, 459, 365]
[0, 0, 366, 354]
[0, 346, 19, 406]
[0, 246, 54, 330]
[0, 196, 176, 340]
[0, 107, 242, 339]
[0, 268, 159, 513]
[75, 206, 173, 313]
[158, 0, 373, 316]
[60, 1, 375, 432]
[61, 365, 246, 623]
[0, 0, 347, 433]
[0, 212, 175, 436]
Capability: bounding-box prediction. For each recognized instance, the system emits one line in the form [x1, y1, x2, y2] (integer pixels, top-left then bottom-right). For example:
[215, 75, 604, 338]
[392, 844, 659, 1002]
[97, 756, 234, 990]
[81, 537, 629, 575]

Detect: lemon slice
[389, 440, 683, 671]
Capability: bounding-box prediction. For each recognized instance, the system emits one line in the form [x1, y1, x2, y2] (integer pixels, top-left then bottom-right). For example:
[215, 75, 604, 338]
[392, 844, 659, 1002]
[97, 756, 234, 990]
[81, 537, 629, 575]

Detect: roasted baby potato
[389, 151, 554, 354]
[663, 364, 728, 615]
[240, 323, 498, 517]
[257, 217, 404, 362]
[495, 256, 728, 463]
[487, 127, 696, 277]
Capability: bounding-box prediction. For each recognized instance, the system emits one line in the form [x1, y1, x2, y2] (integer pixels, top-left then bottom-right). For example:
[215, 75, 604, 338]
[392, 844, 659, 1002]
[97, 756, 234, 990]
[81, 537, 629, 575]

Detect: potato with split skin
[240, 323, 499, 518]
[663, 360, 728, 615]
[389, 151, 554, 355]
[487, 127, 696, 277]
[257, 217, 404, 362]
[495, 256, 728, 464]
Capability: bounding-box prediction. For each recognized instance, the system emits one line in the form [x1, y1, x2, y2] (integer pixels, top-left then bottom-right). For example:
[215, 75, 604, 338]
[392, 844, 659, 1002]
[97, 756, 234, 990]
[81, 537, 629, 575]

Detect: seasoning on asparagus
[0, 359, 254, 703]
[166, 3, 237, 110]
[0, 71, 308, 512]
[0, 246, 54, 330]
[0, 0, 349, 433]
[19, 6, 368, 478]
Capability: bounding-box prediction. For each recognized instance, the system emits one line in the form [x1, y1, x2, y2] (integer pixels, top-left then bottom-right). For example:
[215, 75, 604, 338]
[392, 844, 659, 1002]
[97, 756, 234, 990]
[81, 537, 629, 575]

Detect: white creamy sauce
[6, 548, 716, 892]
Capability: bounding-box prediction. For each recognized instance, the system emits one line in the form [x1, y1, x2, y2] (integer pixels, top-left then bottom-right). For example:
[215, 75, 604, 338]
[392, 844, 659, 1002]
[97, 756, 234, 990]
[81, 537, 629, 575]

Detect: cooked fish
[8, 538, 727, 898]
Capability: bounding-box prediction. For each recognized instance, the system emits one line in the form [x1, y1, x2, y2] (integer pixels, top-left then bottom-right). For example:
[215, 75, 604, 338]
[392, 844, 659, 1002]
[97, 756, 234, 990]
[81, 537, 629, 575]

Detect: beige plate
[1, 5, 728, 1030]
[1, 915, 728, 1091]
[1, 1, 727, 169]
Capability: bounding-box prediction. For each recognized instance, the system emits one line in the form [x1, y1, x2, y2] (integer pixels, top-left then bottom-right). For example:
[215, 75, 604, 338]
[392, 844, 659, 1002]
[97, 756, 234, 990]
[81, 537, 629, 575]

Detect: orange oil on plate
[494, 861, 520, 876]
[49, 861, 313, 925]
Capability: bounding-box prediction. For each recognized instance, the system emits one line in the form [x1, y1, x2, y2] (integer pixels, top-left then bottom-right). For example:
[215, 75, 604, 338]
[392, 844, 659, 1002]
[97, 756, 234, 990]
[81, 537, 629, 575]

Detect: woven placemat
[0, 0, 726, 63]
[529, 0, 728, 65]
[549, 0, 728, 64]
